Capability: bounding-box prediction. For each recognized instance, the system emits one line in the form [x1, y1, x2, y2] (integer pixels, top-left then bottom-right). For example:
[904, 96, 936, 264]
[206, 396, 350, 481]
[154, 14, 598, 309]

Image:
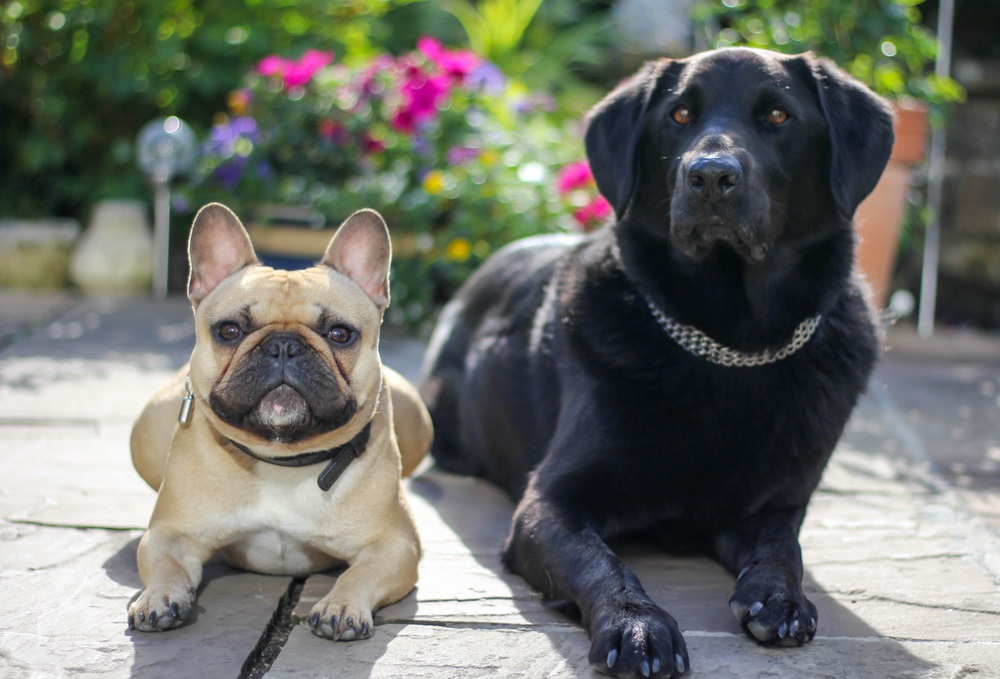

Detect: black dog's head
[584, 47, 893, 264]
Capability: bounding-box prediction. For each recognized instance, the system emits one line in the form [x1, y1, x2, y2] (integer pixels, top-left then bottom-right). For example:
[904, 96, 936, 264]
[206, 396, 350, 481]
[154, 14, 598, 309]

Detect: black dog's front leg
[504, 486, 689, 678]
[714, 507, 817, 647]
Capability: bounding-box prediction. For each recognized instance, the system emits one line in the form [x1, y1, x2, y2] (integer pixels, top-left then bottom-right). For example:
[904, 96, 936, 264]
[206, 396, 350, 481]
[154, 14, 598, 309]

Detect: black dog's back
[421, 233, 581, 494]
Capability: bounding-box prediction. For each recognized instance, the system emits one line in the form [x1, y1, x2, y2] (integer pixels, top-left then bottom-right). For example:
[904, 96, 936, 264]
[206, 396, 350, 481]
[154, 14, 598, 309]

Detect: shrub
[186, 38, 601, 328]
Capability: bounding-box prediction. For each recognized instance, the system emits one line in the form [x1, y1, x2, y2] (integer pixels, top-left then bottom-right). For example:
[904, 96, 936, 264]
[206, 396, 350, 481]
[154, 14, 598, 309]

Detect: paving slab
[0, 522, 292, 679]
[0, 290, 76, 348]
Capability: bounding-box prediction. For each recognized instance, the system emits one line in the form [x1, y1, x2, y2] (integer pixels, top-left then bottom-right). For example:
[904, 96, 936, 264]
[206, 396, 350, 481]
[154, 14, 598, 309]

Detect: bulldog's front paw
[128, 585, 196, 632]
[308, 596, 374, 642]
[589, 601, 689, 677]
[730, 564, 817, 646]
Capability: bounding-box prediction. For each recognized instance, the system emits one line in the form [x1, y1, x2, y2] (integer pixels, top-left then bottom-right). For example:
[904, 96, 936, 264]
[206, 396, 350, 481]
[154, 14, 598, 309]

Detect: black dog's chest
[582, 364, 822, 527]
[553, 277, 863, 533]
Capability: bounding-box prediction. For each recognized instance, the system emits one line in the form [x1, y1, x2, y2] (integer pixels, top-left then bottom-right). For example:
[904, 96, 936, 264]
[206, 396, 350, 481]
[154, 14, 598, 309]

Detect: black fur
[420, 48, 892, 678]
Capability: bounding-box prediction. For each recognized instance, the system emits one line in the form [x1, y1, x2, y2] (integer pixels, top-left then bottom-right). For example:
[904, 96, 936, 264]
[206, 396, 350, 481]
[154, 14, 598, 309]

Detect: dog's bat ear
[322, 208, 391, 310]
[187, 203, 258, 304]
[808, 55, 895, 218]
[584, 59, 677, 219]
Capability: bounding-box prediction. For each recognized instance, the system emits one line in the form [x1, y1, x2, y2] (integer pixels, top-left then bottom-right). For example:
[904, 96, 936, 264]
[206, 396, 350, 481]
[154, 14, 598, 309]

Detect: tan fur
[127, 205, 431, 641]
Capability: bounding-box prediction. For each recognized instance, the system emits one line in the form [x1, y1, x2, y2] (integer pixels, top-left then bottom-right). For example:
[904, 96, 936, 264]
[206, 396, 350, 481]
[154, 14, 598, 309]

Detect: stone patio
[1, 292, 998, 678]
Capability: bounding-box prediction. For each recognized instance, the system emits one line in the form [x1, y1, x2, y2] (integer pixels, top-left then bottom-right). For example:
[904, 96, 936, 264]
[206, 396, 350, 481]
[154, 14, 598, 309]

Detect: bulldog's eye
[766, 107, 791, 125]
[327, 325, 355, 345]
[671, 105, 693, 125]
[216, 322, 243, 343]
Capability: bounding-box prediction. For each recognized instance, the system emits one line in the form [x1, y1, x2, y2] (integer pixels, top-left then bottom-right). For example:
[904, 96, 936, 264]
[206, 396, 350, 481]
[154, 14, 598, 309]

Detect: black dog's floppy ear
[584, 59, 677, 219]
[810, 55, 895, 218]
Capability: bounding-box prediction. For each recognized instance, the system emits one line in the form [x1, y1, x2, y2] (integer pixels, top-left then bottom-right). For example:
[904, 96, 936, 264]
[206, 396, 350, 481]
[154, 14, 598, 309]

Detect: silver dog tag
[177, 394, 193, 425]
[178, 375, 194, 425]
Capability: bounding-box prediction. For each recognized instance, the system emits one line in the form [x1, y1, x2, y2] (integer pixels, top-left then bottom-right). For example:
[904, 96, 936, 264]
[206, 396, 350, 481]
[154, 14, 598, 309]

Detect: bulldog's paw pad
[730, 566, 817, 647]
[589, 602, 689, 677]
[127, 585, 195, 632]
[308, 600, 373, 642]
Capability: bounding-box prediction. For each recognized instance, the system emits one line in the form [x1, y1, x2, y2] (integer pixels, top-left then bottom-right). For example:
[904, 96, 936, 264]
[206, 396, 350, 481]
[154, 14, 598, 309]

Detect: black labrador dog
[420, 47, 892, 678]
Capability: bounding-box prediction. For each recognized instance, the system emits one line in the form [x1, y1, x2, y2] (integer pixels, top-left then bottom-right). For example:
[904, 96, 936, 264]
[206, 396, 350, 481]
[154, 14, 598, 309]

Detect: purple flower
[466, 62, 506, 94]
[447, 146, 480, 164]
[205, 116, 259, 188]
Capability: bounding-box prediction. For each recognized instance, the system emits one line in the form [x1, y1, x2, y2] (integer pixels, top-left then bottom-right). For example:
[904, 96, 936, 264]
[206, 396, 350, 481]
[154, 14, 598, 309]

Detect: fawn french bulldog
[128, 203, 431, 642]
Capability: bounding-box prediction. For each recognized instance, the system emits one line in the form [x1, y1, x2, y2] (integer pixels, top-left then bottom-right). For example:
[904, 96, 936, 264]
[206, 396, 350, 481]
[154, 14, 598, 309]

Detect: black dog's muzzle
[670, 151, 771, 262]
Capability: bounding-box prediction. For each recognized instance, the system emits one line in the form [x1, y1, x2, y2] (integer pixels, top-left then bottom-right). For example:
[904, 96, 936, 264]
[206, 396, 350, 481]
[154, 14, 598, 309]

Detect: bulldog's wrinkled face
[190, 265, 384, 445]
[183, 203, 392, 451]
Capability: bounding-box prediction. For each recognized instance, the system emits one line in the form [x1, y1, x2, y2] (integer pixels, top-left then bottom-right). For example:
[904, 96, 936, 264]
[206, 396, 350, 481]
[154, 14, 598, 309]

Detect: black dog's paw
[730, 565, 817, 647]
[589, 602, 689, 677]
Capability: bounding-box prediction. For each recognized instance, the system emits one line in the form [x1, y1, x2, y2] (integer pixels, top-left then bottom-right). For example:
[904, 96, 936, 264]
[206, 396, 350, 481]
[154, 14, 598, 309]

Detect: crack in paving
[373, 617, 579, 632]
[240, 576, 305, 679]
[7, 518, 144, 532]
[820, 588, 1000, 617]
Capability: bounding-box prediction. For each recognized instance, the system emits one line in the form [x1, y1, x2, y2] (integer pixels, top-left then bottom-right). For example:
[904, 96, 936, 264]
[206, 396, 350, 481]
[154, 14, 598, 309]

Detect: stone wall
[933, 59, 1000, 328]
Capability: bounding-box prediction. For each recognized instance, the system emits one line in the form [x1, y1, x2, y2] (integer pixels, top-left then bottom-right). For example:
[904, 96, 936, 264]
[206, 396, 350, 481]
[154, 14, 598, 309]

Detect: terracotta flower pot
[854, 101, 929, 309]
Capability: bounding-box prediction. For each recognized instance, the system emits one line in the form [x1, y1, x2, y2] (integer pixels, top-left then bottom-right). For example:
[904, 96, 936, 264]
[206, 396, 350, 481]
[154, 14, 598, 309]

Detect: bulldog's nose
[687, 155, 743, 199]
[262, 332, 304, 360]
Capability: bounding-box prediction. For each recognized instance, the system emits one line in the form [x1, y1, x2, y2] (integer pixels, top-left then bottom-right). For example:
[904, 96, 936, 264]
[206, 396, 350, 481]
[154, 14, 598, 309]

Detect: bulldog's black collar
[228, 421, 373, 492]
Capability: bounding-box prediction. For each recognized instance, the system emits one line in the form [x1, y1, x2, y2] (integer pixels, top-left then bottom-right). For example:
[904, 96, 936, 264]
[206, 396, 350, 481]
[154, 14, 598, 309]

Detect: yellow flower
[423, 170, 445, 195]
[228, 89, 251, 116]
[446, 238, 471, 262]
[480, 150, 498, 167]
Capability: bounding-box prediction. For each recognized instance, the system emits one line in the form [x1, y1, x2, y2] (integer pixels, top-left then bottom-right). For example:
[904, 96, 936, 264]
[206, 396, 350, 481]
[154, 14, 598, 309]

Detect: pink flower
[557, 161, 595, 194]
[417, 36, 479, 83]
[257, 55, 292, 78]
[573, 196, 612, 228]
[256, 50, 335, 89]
[392, 67, 450, 133]
[283, 49, 335, 88]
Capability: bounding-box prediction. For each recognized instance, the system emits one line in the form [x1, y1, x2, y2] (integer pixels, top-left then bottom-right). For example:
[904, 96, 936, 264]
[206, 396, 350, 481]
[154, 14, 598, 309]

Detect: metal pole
[152, 167, 171, 299]
[917, 0, 956, 338]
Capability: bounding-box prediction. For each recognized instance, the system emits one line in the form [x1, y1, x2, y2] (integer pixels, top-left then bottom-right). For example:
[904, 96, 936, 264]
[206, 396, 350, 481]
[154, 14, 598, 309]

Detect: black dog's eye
[766, 107, 791, 125]
[327, 325, 356, 345]
[671, 105, 693, 125]
[216, 322, 243, 343]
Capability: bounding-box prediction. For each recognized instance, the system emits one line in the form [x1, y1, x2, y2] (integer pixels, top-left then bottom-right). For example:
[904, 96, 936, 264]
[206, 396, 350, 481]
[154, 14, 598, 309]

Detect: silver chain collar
[644, 298, 822, 368]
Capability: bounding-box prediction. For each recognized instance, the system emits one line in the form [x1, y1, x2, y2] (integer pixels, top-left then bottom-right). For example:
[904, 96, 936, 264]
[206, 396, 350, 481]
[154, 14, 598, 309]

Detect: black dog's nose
[262, 332, 304, 360]
[687, 156, 743, 198]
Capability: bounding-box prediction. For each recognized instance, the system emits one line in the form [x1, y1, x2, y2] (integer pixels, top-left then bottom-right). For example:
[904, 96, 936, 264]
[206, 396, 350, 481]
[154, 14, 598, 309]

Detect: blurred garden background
[2, 0, 998, 330]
